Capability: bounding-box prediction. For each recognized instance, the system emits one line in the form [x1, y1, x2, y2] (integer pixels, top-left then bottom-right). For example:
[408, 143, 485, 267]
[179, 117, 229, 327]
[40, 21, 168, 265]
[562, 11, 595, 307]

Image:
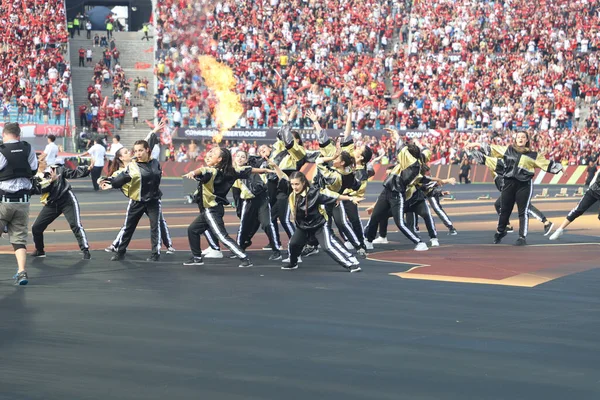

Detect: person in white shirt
[107, 135, 123, 161]
[81, 139, 106, 191]
[39, 135, 59, 165]
[172, 110, 182, 127]
[131, 106, 139, 127]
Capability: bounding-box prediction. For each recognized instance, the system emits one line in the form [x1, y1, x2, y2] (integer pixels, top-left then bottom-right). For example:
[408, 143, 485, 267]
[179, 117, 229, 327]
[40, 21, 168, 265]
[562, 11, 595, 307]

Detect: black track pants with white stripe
[406, 200, 437, 239]
[427, 195, 454, 229]
[188, 204, 247, 259]
[364, 188, 421, 244]
[566, 189, 600, 222]
[112, 204, 172, 248]
[236, 194, 281, 250]
[271, 193, 295, 240]
[342, 200, 366, 248]
[497, 178, 533, 237]
[288, 225, 354, 269]
[494, 193, 547, 226]
[116, 198, 162, 256]
[325, 202, 363, 249]
[32, 191, 90, 251]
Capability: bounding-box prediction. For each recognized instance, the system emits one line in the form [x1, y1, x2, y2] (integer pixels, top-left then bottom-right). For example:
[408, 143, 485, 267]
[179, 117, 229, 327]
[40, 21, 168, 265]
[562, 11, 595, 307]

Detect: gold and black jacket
[110, 159, 162, 202]
[490, 145, 562, 182]
[382, 142, 421, 194]
[33, 165, 91, 205]
[270, 123, 307, 176]
[280, 177, 340, 230]
[193, 166, 253, 209]
[232, 171, 268, 200]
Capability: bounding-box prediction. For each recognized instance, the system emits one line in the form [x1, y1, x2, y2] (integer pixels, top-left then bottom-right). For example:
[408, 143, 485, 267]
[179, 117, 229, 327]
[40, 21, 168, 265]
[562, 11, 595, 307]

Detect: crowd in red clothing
[153, 0, 408, 130]
[0, 0, 71, 125]
[76, 14, 151, 140]
[156, 0, 600, 165]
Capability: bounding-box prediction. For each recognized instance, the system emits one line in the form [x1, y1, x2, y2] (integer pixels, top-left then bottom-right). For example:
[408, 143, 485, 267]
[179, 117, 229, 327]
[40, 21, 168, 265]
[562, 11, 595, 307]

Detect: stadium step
[69, 29, 156, 149]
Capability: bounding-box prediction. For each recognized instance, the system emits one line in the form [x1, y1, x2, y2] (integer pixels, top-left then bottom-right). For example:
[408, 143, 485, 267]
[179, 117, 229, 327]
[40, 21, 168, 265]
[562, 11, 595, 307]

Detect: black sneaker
[183, 256, 204, 266]
[506, 225, 514, 233]
[281, 263, 298, 270]
[515, 237, 527, 246]
[31, 249, 46, 258]
[301, 245, 319, 257]
[13, 271, 28, 285]
[146, 254, 160, 262]
[356, 248, 367, 259]
[448, 228, 458, 235]
[269, 251, 282, 261]
[543, 222, 554, 236]
[239, 258, 253, 268]
[82, 249, 91, 260]
[493, 231, 507, 244]
[111, 253, 125, 261]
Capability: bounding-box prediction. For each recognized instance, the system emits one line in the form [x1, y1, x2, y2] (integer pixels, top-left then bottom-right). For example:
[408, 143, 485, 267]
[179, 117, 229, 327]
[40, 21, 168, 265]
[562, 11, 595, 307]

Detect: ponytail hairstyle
[361, 145, 373, 165]
[108, 147, 127, 176]
[289, 171, 311, 217]
[339, 151, 356, 169]
[215, 147, 237, 178]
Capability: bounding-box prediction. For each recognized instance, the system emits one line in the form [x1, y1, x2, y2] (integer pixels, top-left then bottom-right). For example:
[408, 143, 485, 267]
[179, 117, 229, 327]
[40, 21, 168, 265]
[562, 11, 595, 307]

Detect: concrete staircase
[68, 30, 156, 149]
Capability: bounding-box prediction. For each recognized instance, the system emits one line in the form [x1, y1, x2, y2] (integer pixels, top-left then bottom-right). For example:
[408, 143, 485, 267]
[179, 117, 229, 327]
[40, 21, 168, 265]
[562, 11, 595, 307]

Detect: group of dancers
[26, 108, 600, 272]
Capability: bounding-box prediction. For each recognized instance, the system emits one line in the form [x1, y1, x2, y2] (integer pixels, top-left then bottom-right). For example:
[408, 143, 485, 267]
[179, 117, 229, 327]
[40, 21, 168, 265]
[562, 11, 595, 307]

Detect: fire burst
[197, 55, 243, 143]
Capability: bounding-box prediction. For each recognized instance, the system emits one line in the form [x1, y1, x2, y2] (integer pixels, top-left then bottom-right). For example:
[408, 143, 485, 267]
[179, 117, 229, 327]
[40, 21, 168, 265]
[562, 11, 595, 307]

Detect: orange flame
[198, 55, 243, 143]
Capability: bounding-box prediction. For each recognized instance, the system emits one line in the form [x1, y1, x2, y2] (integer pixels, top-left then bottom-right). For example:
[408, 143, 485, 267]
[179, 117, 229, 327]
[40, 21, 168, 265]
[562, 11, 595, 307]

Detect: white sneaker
[344, 241, 354, 250]
[364, 240, 374, 250]
[282, 256, 302, 263]
[204, 248, 224, 258]
[166, 246, 176, 254]
[348, 256, 359, 265]
[549, 228, 564, 241]
[430, 238, 439, 247]
[414, 242, 429, 251]
[372, 237, 388, 244]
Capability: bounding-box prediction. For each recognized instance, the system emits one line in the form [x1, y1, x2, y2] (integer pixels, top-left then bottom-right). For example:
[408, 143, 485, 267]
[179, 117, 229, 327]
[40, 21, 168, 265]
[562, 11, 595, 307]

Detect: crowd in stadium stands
[0, 0, 71, 125]
[74, 12, 151, 147]
[154, 0, 600, 165]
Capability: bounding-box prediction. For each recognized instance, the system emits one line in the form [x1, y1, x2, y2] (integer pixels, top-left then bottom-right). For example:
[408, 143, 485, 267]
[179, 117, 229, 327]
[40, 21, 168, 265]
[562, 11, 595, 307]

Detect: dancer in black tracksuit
[418, 149, 457, 235]
[268, 160, 364, 272]
[363, 129, 428, 251]
[549, 168, 600, 240]
[310, 149, 368, 255]
[183, 147, 271, 267]
[31, 159, 92, 259]
[100, 140, 164, 261]
[299, 108, 348, 258]
[404, 180, 440, 246]
[258, 107, 306, 244]
[232, 150, 282, 260]
[467, 131, 562, 245]
[341, 141, 375, 253]
[474, 150, 555, 236]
